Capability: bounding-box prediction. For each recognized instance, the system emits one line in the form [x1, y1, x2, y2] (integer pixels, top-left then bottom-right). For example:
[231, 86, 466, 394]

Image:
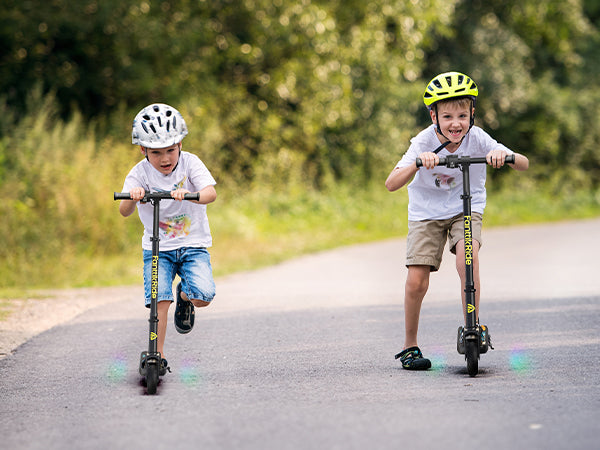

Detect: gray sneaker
[395, 346, 432, 370]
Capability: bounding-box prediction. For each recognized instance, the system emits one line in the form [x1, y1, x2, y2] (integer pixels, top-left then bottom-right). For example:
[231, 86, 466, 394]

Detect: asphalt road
[1, 219, 599, 450]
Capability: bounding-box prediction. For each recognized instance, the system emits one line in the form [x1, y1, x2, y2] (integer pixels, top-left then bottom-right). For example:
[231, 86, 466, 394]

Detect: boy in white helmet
[385, 72, 529, 370]
[119, 103, 217, 373]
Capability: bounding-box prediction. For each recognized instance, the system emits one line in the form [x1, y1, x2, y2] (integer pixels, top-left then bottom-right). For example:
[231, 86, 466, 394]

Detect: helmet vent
[166, 121, 171, 132]
[153, 105, 160, 112]
[157, 117, 162, 127]
[166, 110, 172, 117]
[458, 74, 464, 84]
[142, 123, 149, 133]
[433, 80, 442, 89]
[149, 124, 157, 133]
[143, 115, 150, 120]
[445, 76, 452, 86]
[173, 115, 177, 128]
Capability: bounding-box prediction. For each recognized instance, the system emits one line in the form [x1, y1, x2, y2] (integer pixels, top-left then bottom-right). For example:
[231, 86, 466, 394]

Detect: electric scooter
[114, 191, 199, 394]
[416, 153, 515, 377]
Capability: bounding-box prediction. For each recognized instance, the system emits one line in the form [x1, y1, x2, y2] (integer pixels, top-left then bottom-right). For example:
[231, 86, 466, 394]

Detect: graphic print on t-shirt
[159, 214, 191, 239]
[172, 176, 187, 190]
[432, 172, 456, 189]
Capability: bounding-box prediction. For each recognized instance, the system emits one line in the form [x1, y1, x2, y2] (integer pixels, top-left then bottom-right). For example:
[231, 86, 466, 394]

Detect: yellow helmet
[423, 71, 478, 107]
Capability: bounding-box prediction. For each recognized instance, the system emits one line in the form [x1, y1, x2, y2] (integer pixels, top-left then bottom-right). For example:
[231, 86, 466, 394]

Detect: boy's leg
[403, 265, 431, 349]
[179, 248, 216, 305]
[143, 249, 177, 359]
[157, 300, 171, 357]
[448, 212, 483, 320]
[402, 218, 447, 354]
[175, 248, 216, 333]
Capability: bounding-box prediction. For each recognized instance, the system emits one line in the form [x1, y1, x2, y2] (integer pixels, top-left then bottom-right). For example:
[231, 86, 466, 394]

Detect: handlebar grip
[184, 193, 200, 201]
[505, 154, 515, 164]
[415, 157, 446, 167]
[114, 192, 131, 200]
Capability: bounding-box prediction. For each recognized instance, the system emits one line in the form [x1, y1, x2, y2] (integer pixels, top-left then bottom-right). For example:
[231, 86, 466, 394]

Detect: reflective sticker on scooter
[467, 304, 476, 313]
[150, 332, 158, 340]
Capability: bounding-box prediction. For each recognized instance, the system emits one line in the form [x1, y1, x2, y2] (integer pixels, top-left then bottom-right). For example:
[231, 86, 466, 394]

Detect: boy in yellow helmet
[385, 72, 529, 370]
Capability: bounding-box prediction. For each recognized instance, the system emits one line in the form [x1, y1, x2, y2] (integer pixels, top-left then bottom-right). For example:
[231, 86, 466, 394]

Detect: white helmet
[132, 103, 188, 148]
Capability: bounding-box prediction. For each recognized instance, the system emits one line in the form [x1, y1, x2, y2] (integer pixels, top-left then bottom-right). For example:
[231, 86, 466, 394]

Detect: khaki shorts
[406, 212, 482, 272]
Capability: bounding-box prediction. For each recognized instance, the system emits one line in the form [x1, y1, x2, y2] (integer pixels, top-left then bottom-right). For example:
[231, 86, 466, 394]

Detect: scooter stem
[148, 198, 161, 355]
[460, 162, 477, 331]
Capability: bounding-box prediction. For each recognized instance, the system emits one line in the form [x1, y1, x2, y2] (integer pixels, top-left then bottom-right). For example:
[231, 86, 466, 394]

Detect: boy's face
[141, 143, 181, 175]
[431, 101, 473, 144]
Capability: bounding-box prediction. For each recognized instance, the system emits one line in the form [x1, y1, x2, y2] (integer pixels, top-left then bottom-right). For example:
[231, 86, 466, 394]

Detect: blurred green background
[1, 0, 599, 292]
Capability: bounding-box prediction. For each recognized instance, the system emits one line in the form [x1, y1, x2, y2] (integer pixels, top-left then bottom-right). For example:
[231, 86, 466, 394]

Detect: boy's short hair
[434, 97, 474, 111]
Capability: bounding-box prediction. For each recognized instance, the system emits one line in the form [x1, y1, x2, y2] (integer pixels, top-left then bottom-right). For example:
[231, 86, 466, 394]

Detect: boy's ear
[140, 146, 147, 156]
[429, 108, 437, 124]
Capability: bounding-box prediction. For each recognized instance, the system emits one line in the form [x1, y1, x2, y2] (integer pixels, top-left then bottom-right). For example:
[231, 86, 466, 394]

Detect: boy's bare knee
[191, 299, 211, 308]
[406, 266, 430, 297]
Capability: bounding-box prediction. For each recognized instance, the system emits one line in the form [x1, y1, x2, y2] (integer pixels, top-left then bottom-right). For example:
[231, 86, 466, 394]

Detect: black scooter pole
[460, 163, 477, 331]
[148, 197, 161, 355]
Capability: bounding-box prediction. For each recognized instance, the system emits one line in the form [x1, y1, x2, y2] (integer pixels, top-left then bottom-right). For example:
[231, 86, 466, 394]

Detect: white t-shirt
[396, 125, 513, 221]
[122, 151, 217, 251]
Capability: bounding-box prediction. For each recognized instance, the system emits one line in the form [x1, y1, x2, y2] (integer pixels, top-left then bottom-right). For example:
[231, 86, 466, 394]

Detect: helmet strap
[433, 139, 451, 154]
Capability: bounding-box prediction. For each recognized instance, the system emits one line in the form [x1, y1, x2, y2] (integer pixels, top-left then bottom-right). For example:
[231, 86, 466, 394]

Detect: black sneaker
[395, 346, 432, 370]
[174, 282, 195, 334]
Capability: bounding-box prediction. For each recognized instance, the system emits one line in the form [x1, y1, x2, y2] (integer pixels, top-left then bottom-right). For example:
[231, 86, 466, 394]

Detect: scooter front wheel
[466, 340, 479, 377]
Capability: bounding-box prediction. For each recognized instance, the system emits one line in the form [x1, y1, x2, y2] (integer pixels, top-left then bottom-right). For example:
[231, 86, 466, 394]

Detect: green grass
[1, 180, 599, 303]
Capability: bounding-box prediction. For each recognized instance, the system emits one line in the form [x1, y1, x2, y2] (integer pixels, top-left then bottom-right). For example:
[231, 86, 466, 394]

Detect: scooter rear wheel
[146, 363, 159, 395]
[466, 340, 479, 377]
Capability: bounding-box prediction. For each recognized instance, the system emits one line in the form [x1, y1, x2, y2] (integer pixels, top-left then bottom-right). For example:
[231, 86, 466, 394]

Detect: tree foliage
[1, 0, 599, 188]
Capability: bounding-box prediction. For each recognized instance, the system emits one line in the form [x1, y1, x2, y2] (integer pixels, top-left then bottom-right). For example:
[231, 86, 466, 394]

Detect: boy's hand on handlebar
[417, 152, 439, 169]
[171, 188, 191, 201]
[129, 187, 146, 202]
[486, 149, 508, 169]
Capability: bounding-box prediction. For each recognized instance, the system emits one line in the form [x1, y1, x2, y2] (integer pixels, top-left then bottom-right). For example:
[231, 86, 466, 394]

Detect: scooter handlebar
[415, 153, 515, 168]
[114, 192, 200, 201]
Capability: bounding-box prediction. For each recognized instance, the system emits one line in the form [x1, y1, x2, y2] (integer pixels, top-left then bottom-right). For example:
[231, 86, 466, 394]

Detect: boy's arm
[385, 152, 438, 192]
[119, 187, 146, 217]
[509, 152, 529, 171]
[385, 165, 418, 192]
[198, 185, 217, 204]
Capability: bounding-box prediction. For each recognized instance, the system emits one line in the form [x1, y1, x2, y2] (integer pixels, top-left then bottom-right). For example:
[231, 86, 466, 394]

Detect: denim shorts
[143, 247, 216, 308]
